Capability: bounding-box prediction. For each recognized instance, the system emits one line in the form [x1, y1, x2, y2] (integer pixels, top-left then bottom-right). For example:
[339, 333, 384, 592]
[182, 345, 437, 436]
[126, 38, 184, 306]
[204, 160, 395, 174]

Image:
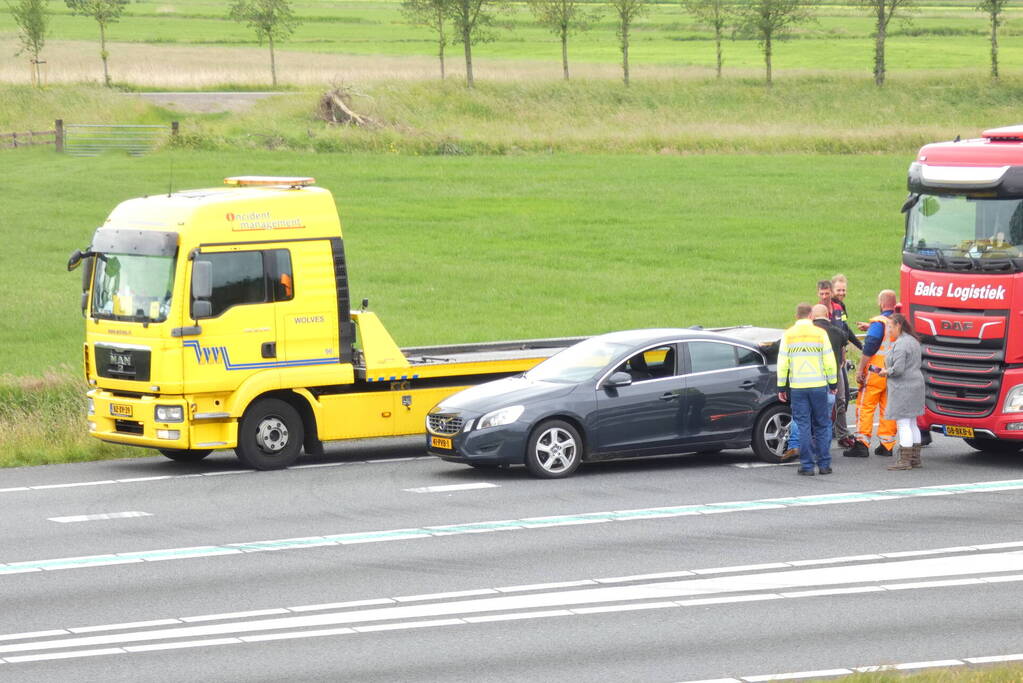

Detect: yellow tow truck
[68, 177, 579, 469]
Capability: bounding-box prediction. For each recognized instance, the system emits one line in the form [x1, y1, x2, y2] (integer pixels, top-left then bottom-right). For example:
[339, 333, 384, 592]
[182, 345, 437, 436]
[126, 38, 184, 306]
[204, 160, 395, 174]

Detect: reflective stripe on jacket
[864, 314, 895, 389]
[777, 319, 838, 390]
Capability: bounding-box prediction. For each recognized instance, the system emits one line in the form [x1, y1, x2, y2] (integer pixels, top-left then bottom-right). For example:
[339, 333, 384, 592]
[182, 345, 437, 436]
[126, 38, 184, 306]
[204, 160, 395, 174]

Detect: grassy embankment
[2, 73, 1022, 468]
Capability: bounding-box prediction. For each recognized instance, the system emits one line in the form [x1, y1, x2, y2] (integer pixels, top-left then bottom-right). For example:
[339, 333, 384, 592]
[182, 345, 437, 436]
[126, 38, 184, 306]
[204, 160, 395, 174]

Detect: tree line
[6, 0, 1014, 89]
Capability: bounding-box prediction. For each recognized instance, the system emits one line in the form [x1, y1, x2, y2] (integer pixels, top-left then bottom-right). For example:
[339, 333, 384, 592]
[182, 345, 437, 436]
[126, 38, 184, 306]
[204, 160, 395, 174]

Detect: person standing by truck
[844, 290, 898, 458]
[878, 313, 925, 470]
[778, 303, 839, 475]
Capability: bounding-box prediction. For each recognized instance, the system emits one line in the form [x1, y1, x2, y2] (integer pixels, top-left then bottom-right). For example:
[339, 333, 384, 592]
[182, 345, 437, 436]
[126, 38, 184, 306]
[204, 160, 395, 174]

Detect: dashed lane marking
[48, 512, 152, 524]
[404, 483, 499, 493]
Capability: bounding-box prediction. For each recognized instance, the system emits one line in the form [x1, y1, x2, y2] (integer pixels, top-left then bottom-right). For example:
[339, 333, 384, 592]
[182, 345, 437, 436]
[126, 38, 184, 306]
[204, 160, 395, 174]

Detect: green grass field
[1, 0, 1022, 86]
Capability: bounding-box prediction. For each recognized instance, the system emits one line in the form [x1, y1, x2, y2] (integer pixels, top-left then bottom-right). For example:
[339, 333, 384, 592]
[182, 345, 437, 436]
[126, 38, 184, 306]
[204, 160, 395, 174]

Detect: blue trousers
[791, 386, 832, 471]
[788, 391, 834, 451]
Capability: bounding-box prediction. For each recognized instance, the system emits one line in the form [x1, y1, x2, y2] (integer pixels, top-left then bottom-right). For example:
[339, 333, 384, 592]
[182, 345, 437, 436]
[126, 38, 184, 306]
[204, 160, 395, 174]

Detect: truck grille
[94, 345, 151, 382]
[427, 414, 464, 436]
[114, 419, 144, 435]
[922, 341, 1003, 419]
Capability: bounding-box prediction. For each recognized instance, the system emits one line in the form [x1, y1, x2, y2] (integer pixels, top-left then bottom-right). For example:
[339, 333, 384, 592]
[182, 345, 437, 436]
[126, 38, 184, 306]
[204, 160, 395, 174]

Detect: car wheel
[236, 398, 304, 470]
[963, 438, 1023, 454]
[158, 448, 212, 462]
[752, 403, 791, 463]
[525, 420, 582, 479]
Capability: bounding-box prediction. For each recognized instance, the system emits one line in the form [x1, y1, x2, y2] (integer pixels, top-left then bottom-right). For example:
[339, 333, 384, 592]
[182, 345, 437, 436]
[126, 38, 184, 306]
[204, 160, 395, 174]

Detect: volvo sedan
[425, 328, 790, 478]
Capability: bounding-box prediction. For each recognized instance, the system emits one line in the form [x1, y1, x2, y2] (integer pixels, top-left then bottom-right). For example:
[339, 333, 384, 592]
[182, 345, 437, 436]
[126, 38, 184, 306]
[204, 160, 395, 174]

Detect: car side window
[615, 344, 676, 382]
[687, 341, 739, 374]
[736, 346, 765, 367]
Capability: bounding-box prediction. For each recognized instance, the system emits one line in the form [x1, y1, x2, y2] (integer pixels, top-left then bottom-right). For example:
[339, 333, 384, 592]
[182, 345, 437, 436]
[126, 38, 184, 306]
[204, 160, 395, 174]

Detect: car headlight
[155, 405, 184, 423]
[1004, 385, 1023, 414]
[477, 405, 524, 430]
[87, 397, 95, 416]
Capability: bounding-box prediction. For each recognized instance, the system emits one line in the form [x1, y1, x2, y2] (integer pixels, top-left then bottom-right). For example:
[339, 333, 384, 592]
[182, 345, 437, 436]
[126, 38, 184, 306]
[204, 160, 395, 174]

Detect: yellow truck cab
[69, 177, 578, 469]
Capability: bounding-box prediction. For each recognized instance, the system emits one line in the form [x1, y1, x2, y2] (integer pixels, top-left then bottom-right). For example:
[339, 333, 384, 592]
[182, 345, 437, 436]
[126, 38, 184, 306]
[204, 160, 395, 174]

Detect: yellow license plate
[431, 436, 452, 450]
[110, 403, 133, 418]
[945, 425, 975, 438]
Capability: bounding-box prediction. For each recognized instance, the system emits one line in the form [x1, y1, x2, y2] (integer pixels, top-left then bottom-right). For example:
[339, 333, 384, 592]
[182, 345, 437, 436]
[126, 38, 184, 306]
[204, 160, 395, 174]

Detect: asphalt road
[3, 429, 1023, 682]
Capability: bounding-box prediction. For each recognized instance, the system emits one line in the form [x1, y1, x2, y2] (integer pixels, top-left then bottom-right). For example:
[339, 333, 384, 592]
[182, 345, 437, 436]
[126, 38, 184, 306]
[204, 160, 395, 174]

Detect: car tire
[752, 403, 791, 463]
[235, 398, 304, 470]
[525, 420, 583, 479]
[963, 438, 1023, 455]
[158, 448, 212, 462]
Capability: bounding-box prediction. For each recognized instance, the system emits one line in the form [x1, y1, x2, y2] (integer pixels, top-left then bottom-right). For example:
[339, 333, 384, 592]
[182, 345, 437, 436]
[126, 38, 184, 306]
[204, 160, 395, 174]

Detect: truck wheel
[158, 448, 212, 462]
[752, 403, 791, 463]
[236, 398, 304, 470]
[963, 438, 1023, 455]
[525, 420, 582, 479]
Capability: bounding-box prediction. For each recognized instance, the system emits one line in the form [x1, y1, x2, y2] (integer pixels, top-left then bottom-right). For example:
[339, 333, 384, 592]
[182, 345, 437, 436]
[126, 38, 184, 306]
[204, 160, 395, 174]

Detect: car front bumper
[426, 421, 530, 466]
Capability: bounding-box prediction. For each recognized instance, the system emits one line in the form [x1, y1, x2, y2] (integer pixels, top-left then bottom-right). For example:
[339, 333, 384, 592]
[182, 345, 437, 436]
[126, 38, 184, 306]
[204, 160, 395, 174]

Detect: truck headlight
[477, 405, 524, 430]
[155, 405, 184, 423]
[88, 397, 95, 416]
[1004, 385, 1023, 414]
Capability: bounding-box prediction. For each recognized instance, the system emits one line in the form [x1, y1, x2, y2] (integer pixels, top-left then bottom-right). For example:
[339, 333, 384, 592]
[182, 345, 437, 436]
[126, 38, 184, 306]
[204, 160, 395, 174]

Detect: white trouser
[896, 418, 922, 448]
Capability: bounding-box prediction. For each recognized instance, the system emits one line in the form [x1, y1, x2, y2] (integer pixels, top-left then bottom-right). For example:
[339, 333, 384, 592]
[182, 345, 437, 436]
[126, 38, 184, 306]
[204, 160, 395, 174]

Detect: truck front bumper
[88, 389, 235, 451]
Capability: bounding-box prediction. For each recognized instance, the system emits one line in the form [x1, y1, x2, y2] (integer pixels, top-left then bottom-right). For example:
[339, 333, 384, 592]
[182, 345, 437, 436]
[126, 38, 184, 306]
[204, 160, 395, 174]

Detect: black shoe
[797, 468, 815, 476]
[875, 444, 893, 456]
[920, 431, 932, 447]
[843, 442, 869, 458]
[818, 467, 833, 475]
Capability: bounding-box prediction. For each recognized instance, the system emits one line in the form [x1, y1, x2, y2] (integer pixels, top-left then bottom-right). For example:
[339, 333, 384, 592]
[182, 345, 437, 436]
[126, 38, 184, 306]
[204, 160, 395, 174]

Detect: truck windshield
[906, 194, 1023, 259]
[526, 338, 632, 384]
[91, 253, 176, 322]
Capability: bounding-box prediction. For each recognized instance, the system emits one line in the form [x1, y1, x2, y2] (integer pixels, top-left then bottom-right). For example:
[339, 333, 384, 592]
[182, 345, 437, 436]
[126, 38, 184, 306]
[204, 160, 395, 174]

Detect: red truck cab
[901, 125, 1023, 452]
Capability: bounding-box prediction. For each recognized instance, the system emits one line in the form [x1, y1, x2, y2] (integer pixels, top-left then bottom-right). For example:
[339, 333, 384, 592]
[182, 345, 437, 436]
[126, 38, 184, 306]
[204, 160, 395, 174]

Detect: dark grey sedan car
[425, 327, 791, 478]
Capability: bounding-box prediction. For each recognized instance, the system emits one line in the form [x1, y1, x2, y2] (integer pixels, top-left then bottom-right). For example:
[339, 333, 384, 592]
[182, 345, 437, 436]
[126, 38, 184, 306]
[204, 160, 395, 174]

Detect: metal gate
[62, 123, 177, 157]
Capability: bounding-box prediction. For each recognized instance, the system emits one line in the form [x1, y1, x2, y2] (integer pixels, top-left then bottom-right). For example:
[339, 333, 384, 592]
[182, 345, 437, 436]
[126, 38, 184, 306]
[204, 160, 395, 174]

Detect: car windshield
[525, 338, 632, 384]
[906, 194, 1023, 258]
[91, 253, 176, 322]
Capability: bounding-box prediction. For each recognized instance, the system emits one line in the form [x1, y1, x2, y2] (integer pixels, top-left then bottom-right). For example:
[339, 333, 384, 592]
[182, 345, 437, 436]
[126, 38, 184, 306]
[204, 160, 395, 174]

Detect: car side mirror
[604, 371, 632, 388]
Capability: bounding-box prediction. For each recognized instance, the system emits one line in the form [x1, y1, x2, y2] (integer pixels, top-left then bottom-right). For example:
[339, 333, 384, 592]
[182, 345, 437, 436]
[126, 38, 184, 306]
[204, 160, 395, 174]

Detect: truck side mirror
[192, 260, 212, 299]
[67, 249, 83, 271]
[80, 256, 94, 316]
[191, 260, 213, 319]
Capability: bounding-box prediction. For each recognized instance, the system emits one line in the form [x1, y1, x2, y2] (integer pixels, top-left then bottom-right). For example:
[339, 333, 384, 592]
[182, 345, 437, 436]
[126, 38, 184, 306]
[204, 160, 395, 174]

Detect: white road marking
[744, 670, 853, 682]
[4, 545, 1023, 664]
[7, 481, 1023, 576]
[1, 456, 434, 496]
[732, 462, 797, 468]
[48, 512, 152, 524]
[403, 483, 499, 493]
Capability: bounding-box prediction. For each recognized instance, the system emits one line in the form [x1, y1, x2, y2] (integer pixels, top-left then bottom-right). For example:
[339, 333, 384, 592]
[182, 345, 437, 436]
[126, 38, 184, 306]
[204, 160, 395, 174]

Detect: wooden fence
[0, 120, 179, 155]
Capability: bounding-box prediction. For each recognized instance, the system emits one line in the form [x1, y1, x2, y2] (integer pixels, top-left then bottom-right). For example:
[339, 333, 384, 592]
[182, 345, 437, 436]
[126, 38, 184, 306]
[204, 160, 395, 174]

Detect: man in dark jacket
[818, 279, 858, 447]
[813, 303, 847, 449]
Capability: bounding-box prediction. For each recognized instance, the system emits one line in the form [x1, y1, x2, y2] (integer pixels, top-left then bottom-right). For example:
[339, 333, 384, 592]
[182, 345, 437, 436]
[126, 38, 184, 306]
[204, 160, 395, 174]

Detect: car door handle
[739, 380, 756, 389]
[659, 392, 679, 401]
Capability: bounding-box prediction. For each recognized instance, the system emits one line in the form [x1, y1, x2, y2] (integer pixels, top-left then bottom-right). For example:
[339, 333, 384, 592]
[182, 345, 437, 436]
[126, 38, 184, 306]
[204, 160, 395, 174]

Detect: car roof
[593, 327, 769, 349]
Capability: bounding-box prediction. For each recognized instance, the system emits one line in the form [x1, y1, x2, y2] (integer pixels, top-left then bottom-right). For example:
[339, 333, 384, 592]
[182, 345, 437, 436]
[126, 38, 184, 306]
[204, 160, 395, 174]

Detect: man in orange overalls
[843, 289, 898, 458]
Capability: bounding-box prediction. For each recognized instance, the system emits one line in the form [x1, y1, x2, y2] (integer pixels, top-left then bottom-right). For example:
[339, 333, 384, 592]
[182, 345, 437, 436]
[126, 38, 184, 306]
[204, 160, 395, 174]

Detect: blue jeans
[788, 391, 835, 451]
[790, 386, 832, 471]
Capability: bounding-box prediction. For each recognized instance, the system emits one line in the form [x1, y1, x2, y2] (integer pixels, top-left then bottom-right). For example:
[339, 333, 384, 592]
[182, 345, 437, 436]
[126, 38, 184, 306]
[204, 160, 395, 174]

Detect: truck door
[271, 242, 341, 366]
[181, 249, 279, 395]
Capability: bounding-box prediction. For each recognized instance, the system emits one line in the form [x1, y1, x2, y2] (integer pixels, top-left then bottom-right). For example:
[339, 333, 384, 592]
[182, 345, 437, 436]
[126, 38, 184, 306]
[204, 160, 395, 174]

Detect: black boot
[843, 441, 869, 458]
[874, 444, 893, 456]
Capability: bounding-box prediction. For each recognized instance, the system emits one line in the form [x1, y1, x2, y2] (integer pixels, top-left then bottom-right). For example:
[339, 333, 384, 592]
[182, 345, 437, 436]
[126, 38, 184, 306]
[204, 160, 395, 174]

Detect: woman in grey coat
[879, 312, 926, 470]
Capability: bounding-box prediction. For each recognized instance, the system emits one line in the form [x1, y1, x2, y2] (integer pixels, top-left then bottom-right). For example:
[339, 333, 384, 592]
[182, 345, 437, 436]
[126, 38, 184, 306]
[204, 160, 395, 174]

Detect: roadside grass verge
[834, 667, 1023, 682]
[0, 370, 138, 468]
[6, 76, 1023, 155]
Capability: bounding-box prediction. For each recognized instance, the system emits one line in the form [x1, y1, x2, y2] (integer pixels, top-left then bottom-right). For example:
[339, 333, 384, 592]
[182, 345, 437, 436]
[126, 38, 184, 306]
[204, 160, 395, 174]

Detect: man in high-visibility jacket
[843, 289, 898, 458]
[778, 302, 839, 475]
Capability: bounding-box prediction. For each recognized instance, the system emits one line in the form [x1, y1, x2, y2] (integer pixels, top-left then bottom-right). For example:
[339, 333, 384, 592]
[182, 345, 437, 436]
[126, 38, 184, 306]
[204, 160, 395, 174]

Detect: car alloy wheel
[526, 420, 582, 478]
[752, 404, 792, 463]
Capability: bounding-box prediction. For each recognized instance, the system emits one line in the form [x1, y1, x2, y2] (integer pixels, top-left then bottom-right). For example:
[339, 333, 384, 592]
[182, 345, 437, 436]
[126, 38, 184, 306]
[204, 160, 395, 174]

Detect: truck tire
[158, 448, 212, 463]
[236, 398, 304, 470]
[525, 420, 582, 479]
[963, 438, 1023, 455]
[752, 403, 791, 463]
